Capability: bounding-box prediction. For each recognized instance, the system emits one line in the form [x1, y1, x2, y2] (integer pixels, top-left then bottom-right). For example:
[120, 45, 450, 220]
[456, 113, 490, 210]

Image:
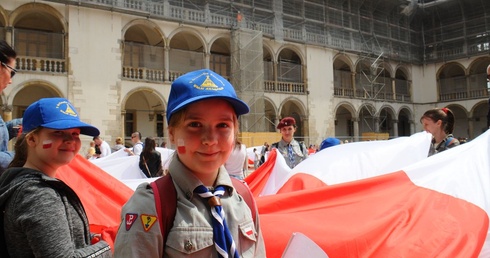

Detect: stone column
[204, 51, 210, 69]
[392, 119, 399, 137]
[5, 26, 12, 47]
[121, 110, 126, 141]
[164, 46, 169, 81]
[351, 72, 356, 94]
[374, 116, 380, 133]
[273, 60, 278, 91]
[392, 78, 396, 100]
[274, 116, 279, 132]
[301, 115, 309, 145]
[276, 116, 283, 133]
[353, 117, 359, 142]
[407, 80, 413, 102]
[468, 117, 474, 140]
[162, 111, 167, 128]
[409, 120, 415, 135]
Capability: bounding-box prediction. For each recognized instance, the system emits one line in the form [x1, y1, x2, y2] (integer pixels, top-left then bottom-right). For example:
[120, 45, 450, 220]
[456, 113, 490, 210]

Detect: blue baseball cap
[22, 97, 100, 136]
[320, 137, 341, 151]
[166, 69, 250, 122]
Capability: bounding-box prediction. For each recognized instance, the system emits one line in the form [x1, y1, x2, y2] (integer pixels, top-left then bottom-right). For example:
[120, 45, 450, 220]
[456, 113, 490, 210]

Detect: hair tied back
[441, 107, 448, 114]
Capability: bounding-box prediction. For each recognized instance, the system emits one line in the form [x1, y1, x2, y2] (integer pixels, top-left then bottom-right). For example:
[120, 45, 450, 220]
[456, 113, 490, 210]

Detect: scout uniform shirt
[272, 139, 308, 169]
[114, 156, 266, 257]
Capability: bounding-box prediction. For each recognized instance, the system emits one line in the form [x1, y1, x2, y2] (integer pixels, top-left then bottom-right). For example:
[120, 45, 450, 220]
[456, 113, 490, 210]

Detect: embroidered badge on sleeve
[125, 213, 138, 231]
[141, 214, 158, 232]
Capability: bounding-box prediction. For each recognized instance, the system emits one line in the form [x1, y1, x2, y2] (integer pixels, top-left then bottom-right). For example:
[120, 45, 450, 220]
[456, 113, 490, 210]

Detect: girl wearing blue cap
[114, 69, 265, 257]
[0, 98, 112, 257]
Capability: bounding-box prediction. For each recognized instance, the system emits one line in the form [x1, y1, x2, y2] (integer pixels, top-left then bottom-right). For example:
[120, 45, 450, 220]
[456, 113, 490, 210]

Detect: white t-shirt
[132, 142, 143, 156]
[99, 141, 112, 158]
[224, 144, 247, 178]
[254, 150, 260, 162]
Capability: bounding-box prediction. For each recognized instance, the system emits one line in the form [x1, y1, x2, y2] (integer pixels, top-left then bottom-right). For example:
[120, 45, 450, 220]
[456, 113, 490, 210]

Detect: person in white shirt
[224, 140, 248, 180]
[92, 136, 111, 158]
[124, 131, 143, 156]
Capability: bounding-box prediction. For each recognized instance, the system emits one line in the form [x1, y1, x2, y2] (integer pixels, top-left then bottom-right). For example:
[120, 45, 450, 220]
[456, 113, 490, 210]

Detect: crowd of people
[0, 37, 485, 256]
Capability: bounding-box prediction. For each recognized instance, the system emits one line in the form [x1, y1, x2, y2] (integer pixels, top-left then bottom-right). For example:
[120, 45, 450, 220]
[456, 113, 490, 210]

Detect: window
[124, 42, 143, 67]
[14, 29, 64, 59]
[125, 112, 135, 137]
[210, 54, 230, 78]
[347, 119, 353, 136]
[156, 114, 164, 137]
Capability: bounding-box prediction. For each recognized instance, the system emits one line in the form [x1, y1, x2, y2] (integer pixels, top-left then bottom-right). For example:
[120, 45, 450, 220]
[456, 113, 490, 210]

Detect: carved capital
[2, 104, 12, 112]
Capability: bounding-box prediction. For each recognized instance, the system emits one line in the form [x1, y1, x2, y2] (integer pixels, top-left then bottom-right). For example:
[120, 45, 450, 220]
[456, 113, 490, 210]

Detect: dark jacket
[139, 150, 162, 177]
[0, 167, 111, 257]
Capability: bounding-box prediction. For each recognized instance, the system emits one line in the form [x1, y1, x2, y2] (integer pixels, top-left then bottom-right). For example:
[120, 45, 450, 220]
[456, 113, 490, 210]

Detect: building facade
[0, 0, 488, 151]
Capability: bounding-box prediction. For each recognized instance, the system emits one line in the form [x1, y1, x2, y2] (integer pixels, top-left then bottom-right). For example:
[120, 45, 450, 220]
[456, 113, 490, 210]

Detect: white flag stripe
[258, 132, 432, 196]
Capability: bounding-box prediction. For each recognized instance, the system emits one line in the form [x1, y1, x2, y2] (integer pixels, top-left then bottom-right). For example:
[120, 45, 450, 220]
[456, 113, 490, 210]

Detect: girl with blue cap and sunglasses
[0, 97, 112, 257]
[114, 69, 266, 257]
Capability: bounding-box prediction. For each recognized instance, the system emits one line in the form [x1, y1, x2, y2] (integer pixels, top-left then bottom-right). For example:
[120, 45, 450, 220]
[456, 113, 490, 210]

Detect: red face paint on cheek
[42, 140, 53, 149]
[177, 139, 185, 154]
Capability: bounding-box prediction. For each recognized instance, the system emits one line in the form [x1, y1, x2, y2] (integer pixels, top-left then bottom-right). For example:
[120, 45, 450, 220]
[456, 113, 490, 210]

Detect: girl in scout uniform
[271, 117, 309, 169]
[114, 69, 266, 257]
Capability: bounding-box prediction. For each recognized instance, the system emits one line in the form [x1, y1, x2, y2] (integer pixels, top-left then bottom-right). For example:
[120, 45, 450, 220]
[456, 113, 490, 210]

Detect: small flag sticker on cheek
[177, 138, 185, 154]
[42, 140, 53, 149]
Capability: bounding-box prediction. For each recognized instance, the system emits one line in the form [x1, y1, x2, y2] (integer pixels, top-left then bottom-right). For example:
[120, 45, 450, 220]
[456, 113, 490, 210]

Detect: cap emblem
[192, 73, 224, 91]
[57, 101, 78, 117]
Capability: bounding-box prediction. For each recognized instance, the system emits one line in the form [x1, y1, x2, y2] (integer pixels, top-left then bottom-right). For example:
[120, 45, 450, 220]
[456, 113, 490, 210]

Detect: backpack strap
[298, 141, 305, 153]
[149, 174, 176, 251]
[445, 136, 456, 147]
[230, 178, 257, 223]
[151, 174, 257, 252]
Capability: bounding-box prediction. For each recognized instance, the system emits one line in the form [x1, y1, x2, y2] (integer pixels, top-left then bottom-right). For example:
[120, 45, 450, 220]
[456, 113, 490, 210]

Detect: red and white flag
[56, 131, 490, 257]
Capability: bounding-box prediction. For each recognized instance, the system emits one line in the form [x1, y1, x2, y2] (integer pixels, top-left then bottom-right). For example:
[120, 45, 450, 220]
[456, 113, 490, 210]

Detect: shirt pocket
[166, 227, 214, 255]
[238, 220, 258, 257]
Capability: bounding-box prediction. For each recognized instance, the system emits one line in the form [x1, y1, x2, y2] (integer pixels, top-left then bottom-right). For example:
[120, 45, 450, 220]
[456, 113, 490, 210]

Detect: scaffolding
[352, 0, 385, 134]
[230, 28, 265, 133]
[47, 0, 490, 64]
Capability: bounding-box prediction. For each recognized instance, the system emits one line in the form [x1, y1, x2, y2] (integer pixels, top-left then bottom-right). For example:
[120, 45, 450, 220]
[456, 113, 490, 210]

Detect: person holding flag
[271, 117, 308, 168]
[114, 69, 265, 257]
[420, 107, 460, 156]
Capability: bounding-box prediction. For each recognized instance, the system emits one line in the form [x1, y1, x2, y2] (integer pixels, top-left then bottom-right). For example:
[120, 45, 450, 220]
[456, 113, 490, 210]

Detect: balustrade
[17, 57, 66, 74]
